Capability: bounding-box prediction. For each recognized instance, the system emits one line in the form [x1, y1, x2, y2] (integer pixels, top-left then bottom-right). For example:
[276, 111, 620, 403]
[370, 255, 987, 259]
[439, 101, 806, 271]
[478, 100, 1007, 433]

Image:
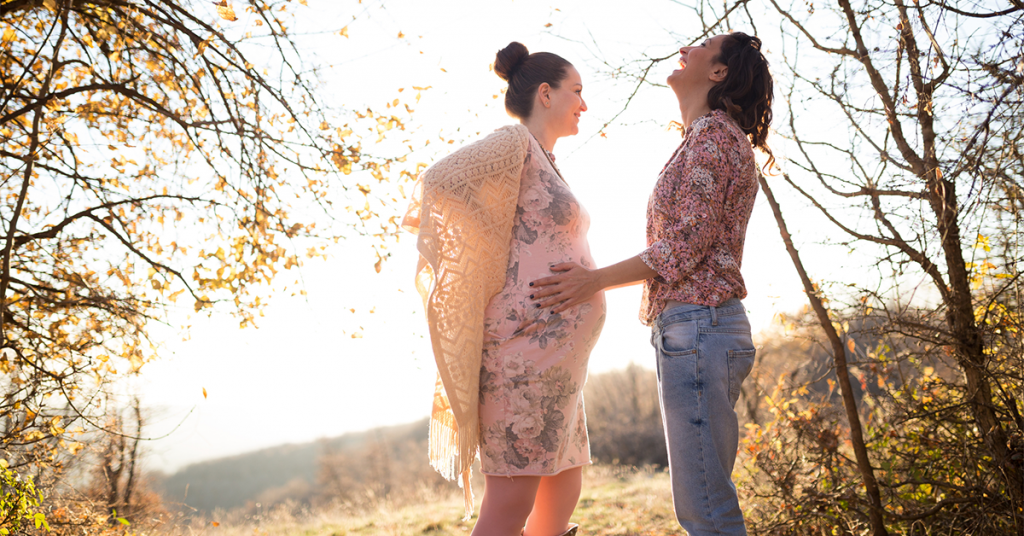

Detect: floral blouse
[639, 110, 758, 325]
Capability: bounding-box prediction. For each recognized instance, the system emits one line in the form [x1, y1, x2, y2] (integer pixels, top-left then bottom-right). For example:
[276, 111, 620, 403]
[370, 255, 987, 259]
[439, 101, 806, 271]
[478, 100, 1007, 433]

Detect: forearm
[594, 255, 658, 291]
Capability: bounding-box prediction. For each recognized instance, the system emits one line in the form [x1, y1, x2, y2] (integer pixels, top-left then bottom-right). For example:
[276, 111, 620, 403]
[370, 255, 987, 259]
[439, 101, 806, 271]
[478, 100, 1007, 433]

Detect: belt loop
[710, 304, 718, 326]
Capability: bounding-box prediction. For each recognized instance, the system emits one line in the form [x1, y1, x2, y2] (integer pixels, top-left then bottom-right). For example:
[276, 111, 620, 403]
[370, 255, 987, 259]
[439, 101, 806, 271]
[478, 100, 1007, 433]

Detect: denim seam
[695, 332, 717, 529]
[698, 328, 749, 334]
[661, 348, 697, 357]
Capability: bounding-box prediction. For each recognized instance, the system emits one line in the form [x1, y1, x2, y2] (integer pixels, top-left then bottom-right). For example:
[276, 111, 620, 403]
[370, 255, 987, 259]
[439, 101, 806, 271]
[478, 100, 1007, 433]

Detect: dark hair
[708, 32, 775, 172]
[494, 42, 573, 119]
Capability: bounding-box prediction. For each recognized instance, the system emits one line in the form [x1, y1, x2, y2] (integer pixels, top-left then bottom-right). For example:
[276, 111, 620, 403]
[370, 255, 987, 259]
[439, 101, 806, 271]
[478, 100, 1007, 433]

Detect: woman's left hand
[529, 262, 603, 314]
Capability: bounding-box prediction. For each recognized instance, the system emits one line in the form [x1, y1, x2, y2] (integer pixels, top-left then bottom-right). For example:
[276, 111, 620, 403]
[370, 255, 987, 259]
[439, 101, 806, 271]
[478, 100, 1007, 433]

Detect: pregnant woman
[529, 32, 774, 535]
[404, 42, 604, 536]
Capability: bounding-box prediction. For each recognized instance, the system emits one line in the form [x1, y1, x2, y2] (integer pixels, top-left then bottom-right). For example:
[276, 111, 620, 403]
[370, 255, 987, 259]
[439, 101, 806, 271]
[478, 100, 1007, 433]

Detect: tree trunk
[930, 171, 1024, 506]
[759, 174, 890, 535]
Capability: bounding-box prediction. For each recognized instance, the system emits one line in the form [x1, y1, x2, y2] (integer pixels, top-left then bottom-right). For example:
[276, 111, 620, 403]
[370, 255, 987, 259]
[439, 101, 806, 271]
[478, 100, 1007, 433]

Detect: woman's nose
[580, 98, 587, 112]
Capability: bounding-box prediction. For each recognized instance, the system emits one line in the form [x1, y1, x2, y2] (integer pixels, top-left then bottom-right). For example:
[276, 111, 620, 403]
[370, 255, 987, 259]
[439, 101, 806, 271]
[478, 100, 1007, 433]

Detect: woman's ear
[537, 82, 552, 107]
[710, 65, 728, 83]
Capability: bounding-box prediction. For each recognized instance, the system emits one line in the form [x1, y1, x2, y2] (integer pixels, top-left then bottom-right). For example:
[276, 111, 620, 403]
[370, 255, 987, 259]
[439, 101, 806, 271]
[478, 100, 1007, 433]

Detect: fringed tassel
[428, 397, 460, 480]
[459, 469, 474, 521]
[427, 374, 479, 521]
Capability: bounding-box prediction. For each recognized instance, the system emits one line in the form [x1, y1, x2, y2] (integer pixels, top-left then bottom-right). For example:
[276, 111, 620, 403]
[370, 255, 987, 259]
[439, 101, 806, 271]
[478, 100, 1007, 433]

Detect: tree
[594, 0, 1023, 531]
[0, 0, 411, 524]
[762, 0, 1022, 526]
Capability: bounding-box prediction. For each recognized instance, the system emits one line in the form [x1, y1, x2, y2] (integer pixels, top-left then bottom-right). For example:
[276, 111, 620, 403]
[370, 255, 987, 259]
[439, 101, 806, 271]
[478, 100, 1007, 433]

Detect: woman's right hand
[529, 263, 603, 314]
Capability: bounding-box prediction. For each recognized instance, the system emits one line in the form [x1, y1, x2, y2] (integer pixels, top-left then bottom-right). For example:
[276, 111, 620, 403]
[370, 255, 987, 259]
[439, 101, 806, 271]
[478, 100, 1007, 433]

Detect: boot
[522, 524, 579, 536]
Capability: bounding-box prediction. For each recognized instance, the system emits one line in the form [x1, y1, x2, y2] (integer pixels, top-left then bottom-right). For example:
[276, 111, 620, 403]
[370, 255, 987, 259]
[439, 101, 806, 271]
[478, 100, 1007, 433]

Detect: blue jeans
[651, 298, 755, 535]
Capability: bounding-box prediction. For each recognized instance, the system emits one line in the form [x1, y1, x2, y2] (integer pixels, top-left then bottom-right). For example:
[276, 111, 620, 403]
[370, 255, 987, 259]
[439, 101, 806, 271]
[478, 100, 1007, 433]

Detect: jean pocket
[727, 348, 756, 406]
[661, 319, 698, 356]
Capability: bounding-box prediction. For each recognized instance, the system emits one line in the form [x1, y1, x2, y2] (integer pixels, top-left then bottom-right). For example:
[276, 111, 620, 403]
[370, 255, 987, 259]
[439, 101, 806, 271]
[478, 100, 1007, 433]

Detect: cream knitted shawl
[402, 124, 530, 519]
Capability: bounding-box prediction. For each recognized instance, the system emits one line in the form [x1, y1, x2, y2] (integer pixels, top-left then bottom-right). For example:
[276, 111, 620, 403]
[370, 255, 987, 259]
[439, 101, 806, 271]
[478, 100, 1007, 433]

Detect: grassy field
[158, 466, 681, 536]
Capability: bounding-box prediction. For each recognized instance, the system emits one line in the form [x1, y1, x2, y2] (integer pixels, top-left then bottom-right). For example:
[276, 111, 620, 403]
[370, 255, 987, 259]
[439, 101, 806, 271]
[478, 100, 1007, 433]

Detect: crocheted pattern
[403, 124, 530, 518]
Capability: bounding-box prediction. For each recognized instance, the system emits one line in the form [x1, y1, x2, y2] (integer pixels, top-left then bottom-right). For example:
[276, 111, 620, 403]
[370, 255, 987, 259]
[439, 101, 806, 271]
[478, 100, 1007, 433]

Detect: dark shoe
[523, 524, 579, 536]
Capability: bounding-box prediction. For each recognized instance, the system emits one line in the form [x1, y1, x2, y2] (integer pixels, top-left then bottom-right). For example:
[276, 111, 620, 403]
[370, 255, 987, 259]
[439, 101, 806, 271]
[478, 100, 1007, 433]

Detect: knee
[479, 480, 537, 528]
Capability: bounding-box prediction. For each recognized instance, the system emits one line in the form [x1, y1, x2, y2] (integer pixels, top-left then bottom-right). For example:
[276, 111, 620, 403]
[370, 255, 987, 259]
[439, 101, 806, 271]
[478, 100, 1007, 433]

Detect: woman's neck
[678, 99, 712, 131]
[521, 116, 555, 152]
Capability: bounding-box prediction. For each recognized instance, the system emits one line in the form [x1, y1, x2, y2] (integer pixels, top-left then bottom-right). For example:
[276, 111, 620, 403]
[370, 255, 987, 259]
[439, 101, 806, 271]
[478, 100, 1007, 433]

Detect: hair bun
[494, 42, 529, 82]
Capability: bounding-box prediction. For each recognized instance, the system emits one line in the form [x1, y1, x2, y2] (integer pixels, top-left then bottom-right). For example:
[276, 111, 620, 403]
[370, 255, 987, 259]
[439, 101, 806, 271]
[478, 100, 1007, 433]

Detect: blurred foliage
[0, 462, 48, 535]
[584, 362, 666, 468]
[738, 306, 1022, 534]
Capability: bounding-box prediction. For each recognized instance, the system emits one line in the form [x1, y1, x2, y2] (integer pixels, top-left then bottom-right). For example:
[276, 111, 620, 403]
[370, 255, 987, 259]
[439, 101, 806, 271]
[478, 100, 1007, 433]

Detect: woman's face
[545, 65, 587, 138]
[667, 34, 729, 95]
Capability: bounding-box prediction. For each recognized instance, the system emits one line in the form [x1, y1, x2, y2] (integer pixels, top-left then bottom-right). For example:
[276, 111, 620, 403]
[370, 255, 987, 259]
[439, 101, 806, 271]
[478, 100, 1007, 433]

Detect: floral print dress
[478, 135, 606, 476]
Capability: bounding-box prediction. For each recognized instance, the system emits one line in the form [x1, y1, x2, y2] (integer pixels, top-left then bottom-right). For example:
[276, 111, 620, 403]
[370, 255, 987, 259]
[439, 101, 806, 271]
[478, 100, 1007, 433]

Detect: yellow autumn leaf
[847, 338, 856, 353]
[398, 31, 404, 38]
[339, 26, 349, 38]
[202, 387, 208, 399]
[2, 29, 16, 44]
[215, 1, 237, 22]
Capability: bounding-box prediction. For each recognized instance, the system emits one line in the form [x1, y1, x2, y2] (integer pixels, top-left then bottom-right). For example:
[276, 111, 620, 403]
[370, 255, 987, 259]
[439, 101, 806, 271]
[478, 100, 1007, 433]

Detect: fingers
[535, 294, 563, 308]
[549, 263, 575, 272]
[529, 274, 560, 288]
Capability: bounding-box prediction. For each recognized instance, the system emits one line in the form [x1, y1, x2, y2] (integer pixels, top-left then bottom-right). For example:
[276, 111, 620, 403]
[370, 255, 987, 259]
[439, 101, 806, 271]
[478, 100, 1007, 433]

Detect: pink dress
[477, 135, 606, 476]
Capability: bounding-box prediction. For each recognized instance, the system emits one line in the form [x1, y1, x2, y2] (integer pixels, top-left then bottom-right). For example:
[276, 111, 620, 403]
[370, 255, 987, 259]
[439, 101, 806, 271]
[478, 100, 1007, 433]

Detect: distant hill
[155, 365, 676, 515]
[156, 418, 429, 513]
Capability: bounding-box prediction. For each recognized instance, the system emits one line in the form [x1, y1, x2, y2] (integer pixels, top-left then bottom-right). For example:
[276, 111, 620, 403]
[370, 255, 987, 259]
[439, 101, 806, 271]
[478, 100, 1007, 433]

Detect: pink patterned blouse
[639, 109, 758, 325]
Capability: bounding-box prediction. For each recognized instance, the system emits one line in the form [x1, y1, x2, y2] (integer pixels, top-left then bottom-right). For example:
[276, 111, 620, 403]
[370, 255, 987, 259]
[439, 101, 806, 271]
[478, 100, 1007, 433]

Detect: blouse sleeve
[640, 120, 733, 285]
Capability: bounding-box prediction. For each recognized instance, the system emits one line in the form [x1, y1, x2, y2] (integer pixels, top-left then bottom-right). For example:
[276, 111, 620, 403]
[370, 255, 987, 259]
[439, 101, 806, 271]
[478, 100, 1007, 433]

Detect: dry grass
[148, 465, 679, 536]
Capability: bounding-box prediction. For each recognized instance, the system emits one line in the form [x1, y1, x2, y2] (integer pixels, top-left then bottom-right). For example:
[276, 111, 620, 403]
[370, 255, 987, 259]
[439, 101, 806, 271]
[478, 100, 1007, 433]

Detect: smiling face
[667, 34, 729, 99]
[543, 65, 587, 138]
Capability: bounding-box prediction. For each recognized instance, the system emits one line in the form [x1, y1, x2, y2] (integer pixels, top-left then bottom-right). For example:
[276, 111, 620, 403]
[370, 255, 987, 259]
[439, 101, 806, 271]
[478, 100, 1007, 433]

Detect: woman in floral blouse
[530, 32, 773, 535]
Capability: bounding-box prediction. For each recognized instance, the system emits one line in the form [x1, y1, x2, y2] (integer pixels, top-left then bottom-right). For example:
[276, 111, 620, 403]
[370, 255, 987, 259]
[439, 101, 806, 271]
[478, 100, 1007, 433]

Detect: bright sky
[137, 0, 831, 473]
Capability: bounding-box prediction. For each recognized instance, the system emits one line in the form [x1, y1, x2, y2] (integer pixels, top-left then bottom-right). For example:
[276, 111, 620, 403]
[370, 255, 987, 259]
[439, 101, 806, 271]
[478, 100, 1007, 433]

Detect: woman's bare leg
[524, 467, 583, 536]
[471, 475, 542, 536]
